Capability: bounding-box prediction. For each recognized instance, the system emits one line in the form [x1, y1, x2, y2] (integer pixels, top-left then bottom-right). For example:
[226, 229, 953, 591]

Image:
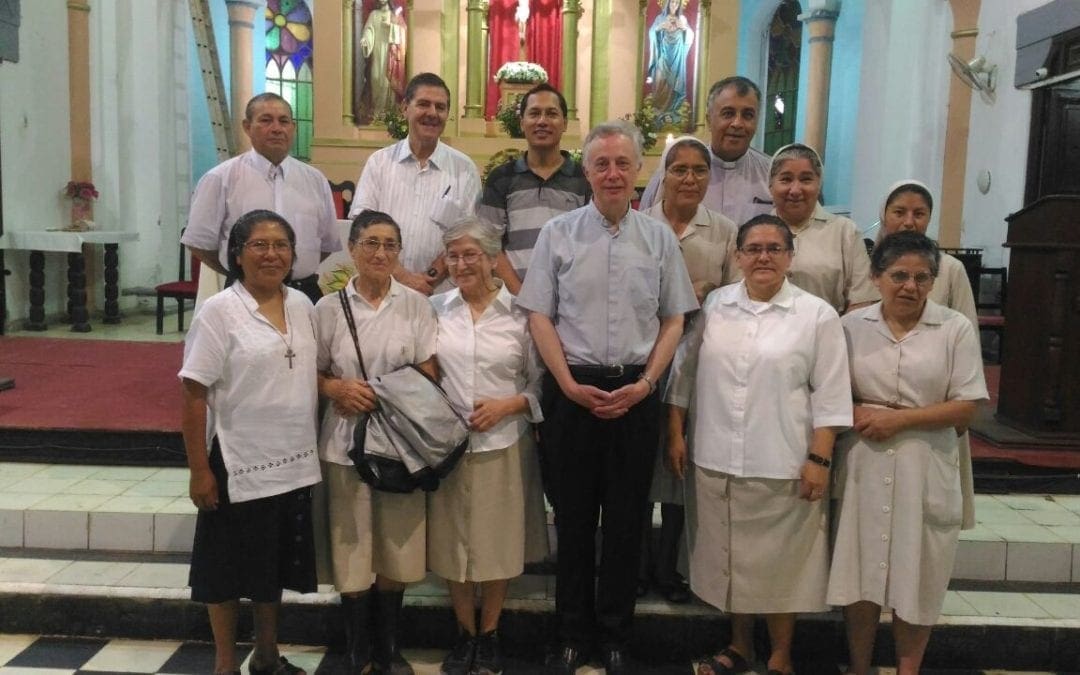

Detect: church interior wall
[819, 0, 863, 213]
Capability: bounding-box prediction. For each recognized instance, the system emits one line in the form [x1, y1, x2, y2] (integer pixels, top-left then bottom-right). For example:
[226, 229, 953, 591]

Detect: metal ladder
[188, 0, 234, 162]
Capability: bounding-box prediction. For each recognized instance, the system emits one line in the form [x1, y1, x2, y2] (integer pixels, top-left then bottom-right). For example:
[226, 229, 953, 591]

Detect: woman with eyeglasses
[640, 135, 740, 603]
[427, 217, 548, 675]
[666, 215, 852, 675]
[181, 210, 321, 675]
[769, 143, 877, 314]
[826, 231, 987, 675]
[314, 209, 439, 675]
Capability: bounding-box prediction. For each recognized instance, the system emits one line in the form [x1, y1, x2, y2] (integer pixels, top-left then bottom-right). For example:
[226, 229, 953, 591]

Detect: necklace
[276, 300, 296, 368]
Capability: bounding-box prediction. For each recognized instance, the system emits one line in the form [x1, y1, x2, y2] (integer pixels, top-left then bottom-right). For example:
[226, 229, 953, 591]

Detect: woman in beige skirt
[827, 231, 988, 675]
[666, 215, 853, 675]
[428, 217, 548, 675]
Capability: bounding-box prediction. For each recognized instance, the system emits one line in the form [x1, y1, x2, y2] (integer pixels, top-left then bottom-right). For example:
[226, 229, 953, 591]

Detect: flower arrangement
[494, 61, 548, 84]
[378, 108, 409, 140]
[320, 263, 356, 294]
[64, 181, 99, 201]
[482, 148, 524, 182]
[623, 96, 660, 152]
[494, 96, 525, 138]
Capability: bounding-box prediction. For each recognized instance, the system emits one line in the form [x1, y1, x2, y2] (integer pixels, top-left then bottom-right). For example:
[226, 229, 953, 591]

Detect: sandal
[698, 647, 751, 675]
[248, 656, 305, 675]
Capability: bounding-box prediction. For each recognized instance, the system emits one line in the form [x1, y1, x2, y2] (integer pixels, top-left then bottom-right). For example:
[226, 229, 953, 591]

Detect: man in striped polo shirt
[479, 83, 591, 294]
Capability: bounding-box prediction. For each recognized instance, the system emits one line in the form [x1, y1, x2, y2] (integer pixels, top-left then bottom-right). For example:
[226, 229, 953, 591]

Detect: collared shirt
[842, 300, 988, 410]
[430, 284, 544, 453]
[182, 149, 341, 278]
[644, 201, 741, 291]
[314, 277, 438, 466]
[477, 151, 591, 279]
[178, 283, 321, 503]
[349, 138, 482, 277]
[666, 279, 852, 479]
[638, 146, 772, 226]
[780, 203, 879, 314]
[517, 202, 699, 366]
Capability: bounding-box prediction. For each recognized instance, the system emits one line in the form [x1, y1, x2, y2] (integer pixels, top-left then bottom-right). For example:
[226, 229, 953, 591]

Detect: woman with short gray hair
[428, 217, 549, 675]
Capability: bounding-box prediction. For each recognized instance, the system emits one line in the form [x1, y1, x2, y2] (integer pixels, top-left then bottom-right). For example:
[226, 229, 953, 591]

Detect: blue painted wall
[188, 0, 268, 186]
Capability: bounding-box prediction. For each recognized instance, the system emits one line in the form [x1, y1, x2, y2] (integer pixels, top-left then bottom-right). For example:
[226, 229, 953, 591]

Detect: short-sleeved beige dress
[826, 300, 988, 625]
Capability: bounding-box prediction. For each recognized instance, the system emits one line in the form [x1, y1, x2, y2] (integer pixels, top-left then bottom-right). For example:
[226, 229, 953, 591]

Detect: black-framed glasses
[356, 239, 401, 254]
[886, 271, 934, 286]
[739, 244, 791, 257]
[244, 240, 292, 254]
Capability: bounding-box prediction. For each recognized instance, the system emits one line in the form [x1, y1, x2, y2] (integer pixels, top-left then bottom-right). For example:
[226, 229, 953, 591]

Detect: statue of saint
[646, 0, 694, 127]
[358, 0, 407, 121]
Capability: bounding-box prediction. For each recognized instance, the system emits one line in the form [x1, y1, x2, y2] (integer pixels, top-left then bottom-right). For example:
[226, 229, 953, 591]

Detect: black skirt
[189, 441, 317, 603]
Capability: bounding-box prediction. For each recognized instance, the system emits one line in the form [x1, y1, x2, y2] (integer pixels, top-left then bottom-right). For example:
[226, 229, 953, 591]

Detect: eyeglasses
[886, 271, 935, 286]
[739, 245, 791, 257]
[667, 165, 710, 180]
[355, 239, 401, 255]
[244, 240, 292, 254]
[446, 251, 484, 266]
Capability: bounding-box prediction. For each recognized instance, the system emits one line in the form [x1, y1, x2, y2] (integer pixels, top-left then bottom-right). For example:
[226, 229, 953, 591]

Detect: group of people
[179, 72, 988, 675]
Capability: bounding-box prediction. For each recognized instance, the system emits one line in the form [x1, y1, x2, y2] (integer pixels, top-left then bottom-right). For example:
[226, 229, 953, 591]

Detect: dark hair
[871, 230, 940, 278]
[349, 209, 402, 246]
[518, 82, 568, 118]
[245, 92, 293, 121]
[404, 72, 451, 104]
[227, 209, 296, 282]
[736, 214, 794, 251]
[885, 183, 935, 214]
[664, 137, 710, 169]
[706, 76, 762, 112]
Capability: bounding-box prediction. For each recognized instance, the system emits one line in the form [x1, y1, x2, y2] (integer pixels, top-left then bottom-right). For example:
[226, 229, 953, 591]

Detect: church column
[67, 0, 93, 191]
[463, 0, 486, 118]
[938, 0, 982, 247]
[798, 2, 839, 157]
[694, 0, 712, 132]
[342, 0, 355, 125]
[562, 0, 583, 121]
[226, 0, 261, 152]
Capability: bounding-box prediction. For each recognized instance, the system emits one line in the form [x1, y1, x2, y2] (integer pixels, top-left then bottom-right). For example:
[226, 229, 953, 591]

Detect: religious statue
[645, 0, 694, 128]
[515, 0, 530, 61]
[355, 0, 407, 124]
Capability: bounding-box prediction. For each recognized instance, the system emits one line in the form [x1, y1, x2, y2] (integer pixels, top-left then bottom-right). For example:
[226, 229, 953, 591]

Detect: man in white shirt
[348, 73, 482, 295]
[183, 93, 341, 306]
[638, 76, 772, 226]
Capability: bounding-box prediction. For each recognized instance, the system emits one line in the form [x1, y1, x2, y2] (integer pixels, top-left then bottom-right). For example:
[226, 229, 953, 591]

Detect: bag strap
[337, 288, 369, 381]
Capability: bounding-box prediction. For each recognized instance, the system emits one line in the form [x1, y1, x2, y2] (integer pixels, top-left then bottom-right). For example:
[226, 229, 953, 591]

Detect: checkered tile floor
[0, 635, 1073, 674]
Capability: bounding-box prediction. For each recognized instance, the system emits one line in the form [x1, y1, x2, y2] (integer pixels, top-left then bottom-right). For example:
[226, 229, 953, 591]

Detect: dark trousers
[539, 369, 660, 649]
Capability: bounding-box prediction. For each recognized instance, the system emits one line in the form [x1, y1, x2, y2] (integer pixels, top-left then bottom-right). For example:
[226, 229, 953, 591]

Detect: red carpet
[0, 337, 182, 433]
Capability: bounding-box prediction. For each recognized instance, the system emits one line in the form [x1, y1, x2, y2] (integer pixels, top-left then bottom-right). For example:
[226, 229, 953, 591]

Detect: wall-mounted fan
[948, 53, 997, 103]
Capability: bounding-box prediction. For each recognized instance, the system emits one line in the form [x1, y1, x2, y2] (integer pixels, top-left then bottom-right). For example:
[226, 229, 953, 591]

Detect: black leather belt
[568, 364, 645, 379]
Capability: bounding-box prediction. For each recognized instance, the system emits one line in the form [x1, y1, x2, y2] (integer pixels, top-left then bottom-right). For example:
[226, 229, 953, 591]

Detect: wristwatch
[426, 267, 439, 278]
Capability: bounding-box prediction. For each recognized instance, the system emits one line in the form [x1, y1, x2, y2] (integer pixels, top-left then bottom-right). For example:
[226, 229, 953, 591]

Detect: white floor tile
[31, 494, 110, 511]
[6, 478, 79, 496]
[957, 590, 1052, 618]
[0, 634, 37, 665]
[1026, 592, 1080, 620]
[33, 465, 102, 480]
[122, 481, 188, 498]
[89, 512, 154, 551]
[66, 479, 138, 496]
[0, 464, 49, 479]
[116, 562, 190, 588]
[87, 466, 160, 481]
[23, 510, 88, 549]
[0, 510, 23, 548]
[47, 560, 142, 586]
[79, 638, 181, 673]
[0, 557, 72, 583]
[153, 513, 195, 553]
[93, 495, 174, 514]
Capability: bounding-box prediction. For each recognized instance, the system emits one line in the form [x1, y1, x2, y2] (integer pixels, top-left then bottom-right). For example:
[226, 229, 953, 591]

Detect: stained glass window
[764, 0, 801, 155]
[265, 0, 314, 160]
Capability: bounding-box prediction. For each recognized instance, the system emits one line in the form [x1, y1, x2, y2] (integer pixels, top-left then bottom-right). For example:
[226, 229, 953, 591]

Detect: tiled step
[5, 463, 1080, 585]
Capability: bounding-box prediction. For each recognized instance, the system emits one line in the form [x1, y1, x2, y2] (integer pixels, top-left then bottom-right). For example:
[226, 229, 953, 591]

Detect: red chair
[330, 180, 356, 220]
[156, 239, 200, 335]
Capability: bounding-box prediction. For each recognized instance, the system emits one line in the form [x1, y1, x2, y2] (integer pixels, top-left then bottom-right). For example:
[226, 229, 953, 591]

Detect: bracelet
[806, 452, 832, 468]
[638, 373, 657, 394]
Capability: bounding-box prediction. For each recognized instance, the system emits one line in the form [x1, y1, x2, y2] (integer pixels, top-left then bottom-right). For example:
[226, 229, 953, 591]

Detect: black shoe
[341, 591, 373, 674]
[544, 644, 586, 675]
[599, 647, 632, 675]
[372, 589, 414, 675]
[658, 577, 691, 604]
[440, 630, 476, 675]
[471, 630, 503, 675]
[248, 656, 305, 675]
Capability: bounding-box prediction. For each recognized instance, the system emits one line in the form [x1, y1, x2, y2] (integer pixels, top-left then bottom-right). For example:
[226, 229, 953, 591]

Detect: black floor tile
[158, 640, 252, 674]
[6, 635, 108, 669]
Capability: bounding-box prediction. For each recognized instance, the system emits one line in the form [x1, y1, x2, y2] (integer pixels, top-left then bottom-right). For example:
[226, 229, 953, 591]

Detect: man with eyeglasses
[518, 120, 697, 674]
[478, 83, 591, 294]
[184, 93, 341, 306]
[349, 72, 481, 296]
[637, 76, 772, 227]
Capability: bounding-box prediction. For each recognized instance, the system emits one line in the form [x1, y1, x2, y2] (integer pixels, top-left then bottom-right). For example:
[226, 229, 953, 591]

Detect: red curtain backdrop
[485, 0, 563, 119]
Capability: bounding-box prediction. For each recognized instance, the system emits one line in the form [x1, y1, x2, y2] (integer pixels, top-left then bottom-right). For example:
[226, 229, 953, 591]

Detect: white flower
[494, 61, 548, 83]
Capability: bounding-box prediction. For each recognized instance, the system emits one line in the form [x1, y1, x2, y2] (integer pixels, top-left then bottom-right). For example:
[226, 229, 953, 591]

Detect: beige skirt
[372, 487, 427, 584]
[323, 461, 375, 593]
[687, 464, 829, 614]
[427, 433, 550, 582]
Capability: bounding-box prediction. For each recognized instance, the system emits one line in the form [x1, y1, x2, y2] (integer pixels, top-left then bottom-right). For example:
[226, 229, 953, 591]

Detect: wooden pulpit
[996, 195, 1080, 444]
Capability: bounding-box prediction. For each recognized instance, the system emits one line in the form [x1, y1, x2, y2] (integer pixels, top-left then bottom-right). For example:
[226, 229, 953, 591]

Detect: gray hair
[443, 216, 502, 258]
[769, 142, 823, 181]
[582, 119, 644, 167]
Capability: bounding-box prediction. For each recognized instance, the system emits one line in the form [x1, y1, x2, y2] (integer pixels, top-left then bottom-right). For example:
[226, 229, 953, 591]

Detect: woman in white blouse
[827, 231, 988, 675]
[769, 143, 878, 314]
[315, 210, 439, 675]
[666, 214, 852, 675]
[428, 218, 548, 675]
[180, 210, 321, 675]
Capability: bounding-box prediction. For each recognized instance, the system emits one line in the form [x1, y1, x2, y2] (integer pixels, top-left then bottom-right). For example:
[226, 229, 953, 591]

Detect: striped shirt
[348, 138, 481, 277]
[477, 151, 591, 279]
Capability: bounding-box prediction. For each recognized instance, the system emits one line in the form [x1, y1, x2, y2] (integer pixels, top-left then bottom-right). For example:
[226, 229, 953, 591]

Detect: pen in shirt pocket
[442, 185, 452, 198]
